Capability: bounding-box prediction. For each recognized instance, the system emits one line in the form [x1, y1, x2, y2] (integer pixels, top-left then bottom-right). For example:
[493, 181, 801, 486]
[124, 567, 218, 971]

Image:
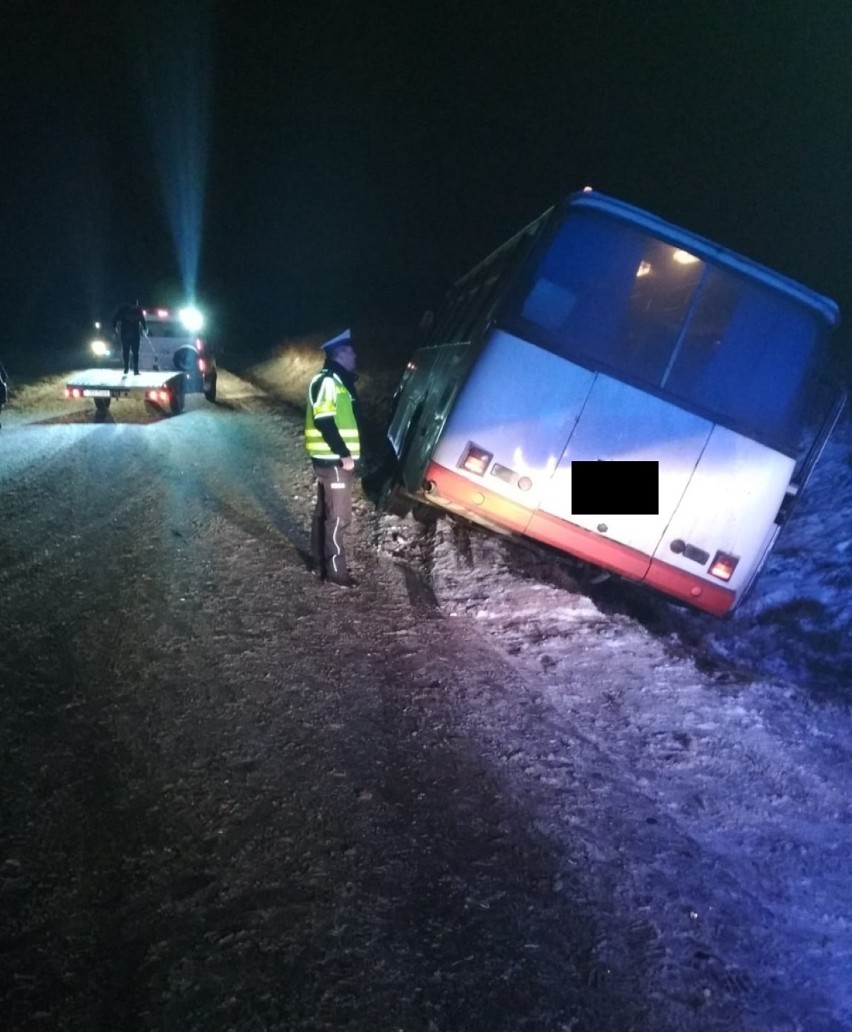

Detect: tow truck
[65, 304, 217, 416]
[65, 367, 188, 415]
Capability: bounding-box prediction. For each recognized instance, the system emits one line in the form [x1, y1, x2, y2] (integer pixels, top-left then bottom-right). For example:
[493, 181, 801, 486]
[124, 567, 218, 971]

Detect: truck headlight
[91, 339, 110, 357]
[179, 306, 204, 332]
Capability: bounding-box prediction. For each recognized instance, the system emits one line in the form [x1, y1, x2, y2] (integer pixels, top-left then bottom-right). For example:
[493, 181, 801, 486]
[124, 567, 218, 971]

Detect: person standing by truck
[304, 328, 362, 587]
[112, 299, 148, 375]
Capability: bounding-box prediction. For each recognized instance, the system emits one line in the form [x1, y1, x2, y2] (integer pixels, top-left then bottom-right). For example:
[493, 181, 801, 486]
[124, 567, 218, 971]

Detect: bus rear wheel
[381, 482, 412, 518]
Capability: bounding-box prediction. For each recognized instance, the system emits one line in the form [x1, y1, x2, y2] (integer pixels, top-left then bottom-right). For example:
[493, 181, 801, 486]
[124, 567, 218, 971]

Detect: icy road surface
[0, 370, 850, 1031]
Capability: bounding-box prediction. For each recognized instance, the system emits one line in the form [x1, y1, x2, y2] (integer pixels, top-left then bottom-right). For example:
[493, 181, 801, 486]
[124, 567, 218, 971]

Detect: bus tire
[382, 483, 412, 518]
[169, 380, 186, 416]
[204, 375, 217, 402]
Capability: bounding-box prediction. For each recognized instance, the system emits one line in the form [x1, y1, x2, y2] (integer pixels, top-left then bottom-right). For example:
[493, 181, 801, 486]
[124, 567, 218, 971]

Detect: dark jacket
[112, 304, 148, 344]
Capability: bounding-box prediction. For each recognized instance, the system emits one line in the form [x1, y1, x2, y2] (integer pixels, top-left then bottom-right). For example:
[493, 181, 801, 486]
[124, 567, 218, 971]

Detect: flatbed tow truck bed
[65, 368, 186, 415]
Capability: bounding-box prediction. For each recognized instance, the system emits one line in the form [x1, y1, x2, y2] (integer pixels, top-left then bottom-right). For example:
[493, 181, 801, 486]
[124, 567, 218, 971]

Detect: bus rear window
[514, 211, 703, 387]
[509, 208, 824, 452]
[663, 270, 821, 449]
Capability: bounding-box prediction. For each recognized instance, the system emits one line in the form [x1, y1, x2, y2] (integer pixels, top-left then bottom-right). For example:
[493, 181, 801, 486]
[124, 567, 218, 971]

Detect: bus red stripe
[423, 461, 736, 616]
[423, 461, 533, 533]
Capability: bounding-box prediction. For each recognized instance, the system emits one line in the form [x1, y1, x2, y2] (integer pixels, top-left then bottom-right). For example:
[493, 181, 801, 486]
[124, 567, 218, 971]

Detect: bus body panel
[538, 373, 713, 555]
[431, 330, 595, 515]
[422, 458, 737, 614]
[654, 426, 795, 593]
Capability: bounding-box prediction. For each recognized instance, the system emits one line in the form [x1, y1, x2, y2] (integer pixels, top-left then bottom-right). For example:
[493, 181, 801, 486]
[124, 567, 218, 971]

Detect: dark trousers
[311, 464, 354, 579]
[121, 338, 140, 374]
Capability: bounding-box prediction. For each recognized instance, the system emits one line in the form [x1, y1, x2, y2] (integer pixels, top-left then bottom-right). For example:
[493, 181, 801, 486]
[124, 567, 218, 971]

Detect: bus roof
[566, 190, 840, 328]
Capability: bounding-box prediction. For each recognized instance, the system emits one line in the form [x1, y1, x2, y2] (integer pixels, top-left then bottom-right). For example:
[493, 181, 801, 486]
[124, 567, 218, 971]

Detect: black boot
[326, 571, 357, 588]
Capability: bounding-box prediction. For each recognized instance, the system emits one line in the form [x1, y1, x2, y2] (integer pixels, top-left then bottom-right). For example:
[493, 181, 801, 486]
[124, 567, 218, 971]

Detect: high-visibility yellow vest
[305, 371, 361, 461]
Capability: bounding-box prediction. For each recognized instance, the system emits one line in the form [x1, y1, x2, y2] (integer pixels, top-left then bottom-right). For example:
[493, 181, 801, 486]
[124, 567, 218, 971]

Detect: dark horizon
[2, 1, 851, 372]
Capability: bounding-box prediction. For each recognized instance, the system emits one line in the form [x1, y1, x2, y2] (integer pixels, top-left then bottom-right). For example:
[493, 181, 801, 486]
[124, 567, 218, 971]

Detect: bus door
[535, 374, 713, 575]
[390, 342, 471, 492]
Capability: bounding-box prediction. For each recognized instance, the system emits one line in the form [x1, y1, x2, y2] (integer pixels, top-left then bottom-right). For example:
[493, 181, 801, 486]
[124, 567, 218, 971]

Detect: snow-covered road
[0, 368, 850, 1031]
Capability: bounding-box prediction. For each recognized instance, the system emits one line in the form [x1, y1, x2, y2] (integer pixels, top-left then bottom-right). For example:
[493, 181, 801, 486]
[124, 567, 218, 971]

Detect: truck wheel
[173, 346, 198, 373]
[169, 380, 186, 416]
[204, 375, 217, 402]
[94, 397, 111, 413]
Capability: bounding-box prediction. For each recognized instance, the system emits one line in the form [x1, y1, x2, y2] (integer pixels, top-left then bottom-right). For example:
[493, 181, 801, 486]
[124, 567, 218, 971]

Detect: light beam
[124, 0, 214, 302]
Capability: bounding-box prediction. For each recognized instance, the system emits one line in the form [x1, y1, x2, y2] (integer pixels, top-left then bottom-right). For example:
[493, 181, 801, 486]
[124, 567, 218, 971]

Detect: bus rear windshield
[508, 209, 826, 452]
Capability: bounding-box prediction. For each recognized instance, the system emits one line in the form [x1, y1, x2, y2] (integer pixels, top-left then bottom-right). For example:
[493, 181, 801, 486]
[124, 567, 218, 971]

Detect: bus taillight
[460, 443, 492, 476]
[709, 551, 739, 581]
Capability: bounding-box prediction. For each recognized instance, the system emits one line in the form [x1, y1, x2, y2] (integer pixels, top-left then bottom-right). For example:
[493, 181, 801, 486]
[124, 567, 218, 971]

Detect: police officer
[112, 299, 148, 375]
[305, 328, 361, 587]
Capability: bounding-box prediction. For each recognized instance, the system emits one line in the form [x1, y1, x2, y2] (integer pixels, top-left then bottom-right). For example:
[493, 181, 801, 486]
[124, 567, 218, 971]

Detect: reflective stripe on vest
[305, 372, 361, 460]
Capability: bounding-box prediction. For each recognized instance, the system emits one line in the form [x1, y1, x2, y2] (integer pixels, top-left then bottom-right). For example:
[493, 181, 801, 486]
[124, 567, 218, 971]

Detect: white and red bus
[385, 190, 844, 616]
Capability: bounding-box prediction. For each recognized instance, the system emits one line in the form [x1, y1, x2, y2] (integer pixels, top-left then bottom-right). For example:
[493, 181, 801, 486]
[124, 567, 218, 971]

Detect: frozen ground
[374, 409, 852, 1030]
[0, 358, 850, 1031]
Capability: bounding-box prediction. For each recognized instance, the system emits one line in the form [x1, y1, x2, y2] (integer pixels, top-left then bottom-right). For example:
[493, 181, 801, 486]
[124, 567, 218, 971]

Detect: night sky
[2, 1, 851, 367]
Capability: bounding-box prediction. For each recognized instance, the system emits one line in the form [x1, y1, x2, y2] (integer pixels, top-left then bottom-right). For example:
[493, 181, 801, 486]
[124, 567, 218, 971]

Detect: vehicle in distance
[69, 304, 218, 415]
[65, 367, 188, 416]
[142, 306, 217, 402]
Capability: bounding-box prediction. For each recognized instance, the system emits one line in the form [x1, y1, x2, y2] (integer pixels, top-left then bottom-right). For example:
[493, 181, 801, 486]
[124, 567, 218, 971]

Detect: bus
[383, 189, 845, 617]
